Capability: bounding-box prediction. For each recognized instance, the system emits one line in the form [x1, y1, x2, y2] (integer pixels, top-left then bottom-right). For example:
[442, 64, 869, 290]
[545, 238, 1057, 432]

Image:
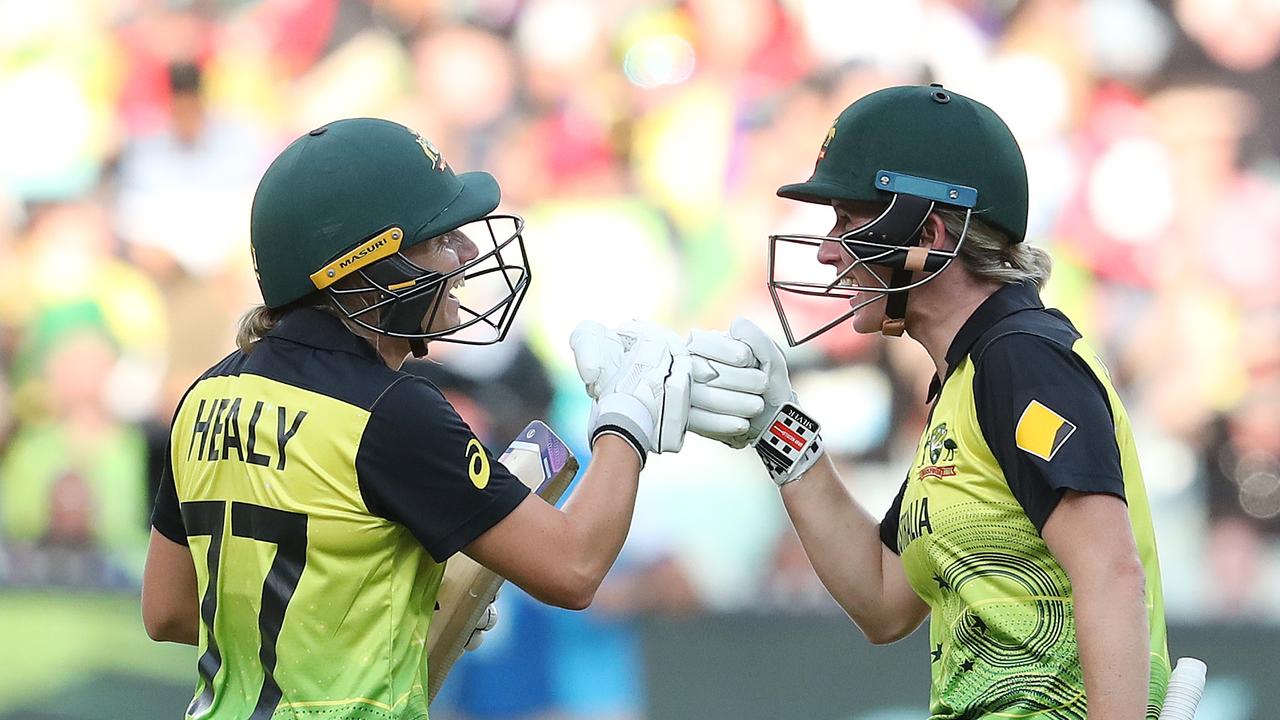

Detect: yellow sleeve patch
[1015, 400, 1076, 461]
[466, 438, 491, 489]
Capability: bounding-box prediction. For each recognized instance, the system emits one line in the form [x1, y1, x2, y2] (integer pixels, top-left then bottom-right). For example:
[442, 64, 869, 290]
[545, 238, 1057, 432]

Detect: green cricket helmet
[769, 84, 1028, 345]
[250, 118, 530, 354]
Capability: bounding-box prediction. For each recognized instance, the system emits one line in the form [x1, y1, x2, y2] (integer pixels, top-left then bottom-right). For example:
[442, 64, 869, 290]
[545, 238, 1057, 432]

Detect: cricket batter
[685, 85, 1170, 718]
[141, 118, 690, 719]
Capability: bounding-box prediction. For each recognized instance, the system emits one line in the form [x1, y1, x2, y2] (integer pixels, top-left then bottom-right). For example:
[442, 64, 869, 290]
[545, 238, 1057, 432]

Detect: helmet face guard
[313, 214, 530, 353]
[767, 171, 975, 346]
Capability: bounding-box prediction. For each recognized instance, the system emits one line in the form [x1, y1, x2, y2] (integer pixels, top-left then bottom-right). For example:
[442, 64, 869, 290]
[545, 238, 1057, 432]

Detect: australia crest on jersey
[919, 422, 958, 480]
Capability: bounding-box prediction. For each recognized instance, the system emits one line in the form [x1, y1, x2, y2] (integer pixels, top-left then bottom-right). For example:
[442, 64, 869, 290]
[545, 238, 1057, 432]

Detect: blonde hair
[937, 208, 1052, 289]
[236, 305, 285, 353]
[235, 296, 340, 353]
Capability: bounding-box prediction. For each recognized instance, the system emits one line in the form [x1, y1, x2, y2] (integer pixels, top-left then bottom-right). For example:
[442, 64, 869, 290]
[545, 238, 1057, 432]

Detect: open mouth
[836, 277, 861, 306]
[446, 275, 466, 301]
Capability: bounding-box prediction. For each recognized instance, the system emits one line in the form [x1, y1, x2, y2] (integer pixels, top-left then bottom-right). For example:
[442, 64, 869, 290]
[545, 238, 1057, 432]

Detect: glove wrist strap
[592, 393, 654, 466]
[752, 402, 823, 486]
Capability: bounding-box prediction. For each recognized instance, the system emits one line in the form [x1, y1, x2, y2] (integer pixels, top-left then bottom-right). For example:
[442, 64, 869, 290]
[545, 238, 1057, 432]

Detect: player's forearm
[557, 435, 642, 606]
[779, 455, 914, 642]
[1074, 561, 1150, 720]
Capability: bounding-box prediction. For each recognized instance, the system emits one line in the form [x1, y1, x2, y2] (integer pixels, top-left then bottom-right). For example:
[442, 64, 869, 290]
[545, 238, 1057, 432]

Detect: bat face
[499, 420, 575, 496]
[425, 420, 579, 703]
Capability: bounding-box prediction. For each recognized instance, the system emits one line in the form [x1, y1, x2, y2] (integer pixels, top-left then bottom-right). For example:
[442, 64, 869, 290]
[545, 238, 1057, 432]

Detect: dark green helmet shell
[250, 118, 501, 308]
[777, 84, 1028, 243]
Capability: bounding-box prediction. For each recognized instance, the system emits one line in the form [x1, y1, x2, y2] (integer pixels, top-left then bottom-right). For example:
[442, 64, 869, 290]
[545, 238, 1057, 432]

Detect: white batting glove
[463, 602, 498, 652]
[686, 329, 768, 448]
[687, 318, 824, 486]
[570, 320, 692, 464]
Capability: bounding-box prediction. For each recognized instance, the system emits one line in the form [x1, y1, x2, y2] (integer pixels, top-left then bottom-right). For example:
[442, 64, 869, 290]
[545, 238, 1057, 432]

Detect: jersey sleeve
[151, 437, 188, 545]
[972, 333, 1125, 532]
[356, 377, 531, 562]
[879, 478, 908, 554]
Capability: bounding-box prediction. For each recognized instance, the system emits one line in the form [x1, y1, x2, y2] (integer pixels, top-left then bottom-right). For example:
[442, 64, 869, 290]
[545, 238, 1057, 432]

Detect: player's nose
[817, 238, 846, 268]
[456, 233, 479, 263]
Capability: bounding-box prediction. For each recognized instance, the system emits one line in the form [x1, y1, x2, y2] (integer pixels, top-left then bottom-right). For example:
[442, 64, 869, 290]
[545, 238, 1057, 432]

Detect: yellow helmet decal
[309, 227, 403, 290]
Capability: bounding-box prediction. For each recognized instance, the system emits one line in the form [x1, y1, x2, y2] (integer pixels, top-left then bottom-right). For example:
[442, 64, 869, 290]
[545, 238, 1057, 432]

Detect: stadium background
[1, 0, 1279, 718]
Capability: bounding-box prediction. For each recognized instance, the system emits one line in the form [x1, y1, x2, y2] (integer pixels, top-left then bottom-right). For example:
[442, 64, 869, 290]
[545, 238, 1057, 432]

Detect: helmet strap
[880, 267, 912, 336]
[879, 240, 933, 336]
[848, 194, 932, 338]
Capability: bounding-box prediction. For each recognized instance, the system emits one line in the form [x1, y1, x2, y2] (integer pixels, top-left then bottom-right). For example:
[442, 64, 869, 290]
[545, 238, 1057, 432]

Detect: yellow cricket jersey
[151, 309, 530, 719]
[879, 282, 1170, 719]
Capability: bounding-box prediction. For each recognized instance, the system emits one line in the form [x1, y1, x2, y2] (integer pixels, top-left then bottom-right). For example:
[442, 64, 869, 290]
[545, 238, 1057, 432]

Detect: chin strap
[409, 337, 428, 357]
[879, 242, 933, 337]
[880, 267, 911, 336]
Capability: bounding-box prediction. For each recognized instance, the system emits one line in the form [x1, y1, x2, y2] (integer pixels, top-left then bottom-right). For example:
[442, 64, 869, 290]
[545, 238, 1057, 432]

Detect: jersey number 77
[181, 500, 308, 720]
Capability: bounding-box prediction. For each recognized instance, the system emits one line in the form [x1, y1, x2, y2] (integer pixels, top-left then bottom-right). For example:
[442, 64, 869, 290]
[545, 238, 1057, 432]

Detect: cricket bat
[426, 420, 579, 703]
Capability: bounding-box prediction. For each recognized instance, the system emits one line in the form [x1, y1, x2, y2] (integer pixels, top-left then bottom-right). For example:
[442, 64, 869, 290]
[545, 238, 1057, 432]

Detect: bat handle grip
[1158, 657, 1207, 720]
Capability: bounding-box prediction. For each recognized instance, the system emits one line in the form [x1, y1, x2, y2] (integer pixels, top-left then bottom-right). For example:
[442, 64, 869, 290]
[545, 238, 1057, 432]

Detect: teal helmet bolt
[768, 84, 1029, 344]
[250, 118, 530, 352]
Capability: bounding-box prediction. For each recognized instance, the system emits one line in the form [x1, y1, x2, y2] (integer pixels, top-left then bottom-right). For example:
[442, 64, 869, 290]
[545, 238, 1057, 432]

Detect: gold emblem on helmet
[816, 122, 836, 166]
[412, 131, 448, 172]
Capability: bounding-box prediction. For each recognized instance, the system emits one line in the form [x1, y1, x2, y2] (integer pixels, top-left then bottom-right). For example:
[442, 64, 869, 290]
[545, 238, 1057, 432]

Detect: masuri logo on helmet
[249, 118, 530, 354]
[768, 84, 1029, 345]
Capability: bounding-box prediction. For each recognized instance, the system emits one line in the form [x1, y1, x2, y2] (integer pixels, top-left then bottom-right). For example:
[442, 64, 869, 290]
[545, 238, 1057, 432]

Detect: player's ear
[921, 212, 951, 251]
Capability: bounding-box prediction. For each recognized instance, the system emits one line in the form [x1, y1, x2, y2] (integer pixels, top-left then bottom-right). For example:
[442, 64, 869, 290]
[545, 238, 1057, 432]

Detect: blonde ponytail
[938, 209, 1052, 289]
[1000, 241, 1053, 290]
[235, 305, 284, 354]
[235, 295, 341, 354]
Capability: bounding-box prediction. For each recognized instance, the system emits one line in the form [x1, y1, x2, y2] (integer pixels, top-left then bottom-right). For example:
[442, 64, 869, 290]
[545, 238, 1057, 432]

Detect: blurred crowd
[2, 0, 1279, 716]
